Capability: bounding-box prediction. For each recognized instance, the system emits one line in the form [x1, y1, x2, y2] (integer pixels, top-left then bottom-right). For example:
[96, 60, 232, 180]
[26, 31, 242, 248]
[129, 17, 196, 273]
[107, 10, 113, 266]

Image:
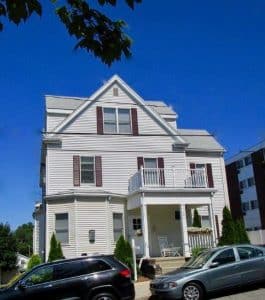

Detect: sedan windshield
[183, 249, 217, 269]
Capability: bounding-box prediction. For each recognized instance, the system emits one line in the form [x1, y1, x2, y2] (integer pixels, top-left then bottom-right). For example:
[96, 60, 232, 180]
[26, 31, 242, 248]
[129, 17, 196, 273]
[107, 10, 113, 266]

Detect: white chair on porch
[158, 236, 181, 257]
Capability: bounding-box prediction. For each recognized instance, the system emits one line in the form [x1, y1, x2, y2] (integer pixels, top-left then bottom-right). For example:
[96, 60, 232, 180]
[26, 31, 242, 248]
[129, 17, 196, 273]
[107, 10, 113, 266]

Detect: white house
[33, 75, 229, 261]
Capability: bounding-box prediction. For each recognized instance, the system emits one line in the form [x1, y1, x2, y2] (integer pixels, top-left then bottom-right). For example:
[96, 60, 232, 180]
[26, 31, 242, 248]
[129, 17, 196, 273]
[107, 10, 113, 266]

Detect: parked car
[0, 255, 135, 300]
[150, 244, 265, 300]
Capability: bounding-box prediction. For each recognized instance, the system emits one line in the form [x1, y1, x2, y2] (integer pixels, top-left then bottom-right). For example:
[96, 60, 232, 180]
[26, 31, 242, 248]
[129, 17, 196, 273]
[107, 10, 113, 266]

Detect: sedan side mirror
[209, 262, 219, 269]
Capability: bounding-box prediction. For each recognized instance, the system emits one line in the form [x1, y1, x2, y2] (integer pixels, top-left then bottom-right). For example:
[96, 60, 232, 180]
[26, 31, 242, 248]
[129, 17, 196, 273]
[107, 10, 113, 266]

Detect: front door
[129, 216, 144, 256]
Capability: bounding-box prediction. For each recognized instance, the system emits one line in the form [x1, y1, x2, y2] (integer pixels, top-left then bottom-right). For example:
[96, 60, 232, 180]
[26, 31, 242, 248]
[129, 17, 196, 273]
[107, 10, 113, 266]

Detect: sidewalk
[135, 280, 151, 300]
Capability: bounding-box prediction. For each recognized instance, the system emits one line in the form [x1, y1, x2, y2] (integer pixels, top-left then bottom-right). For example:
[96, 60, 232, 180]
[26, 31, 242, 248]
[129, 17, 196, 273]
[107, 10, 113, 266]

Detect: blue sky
[0, 1, 265, 229]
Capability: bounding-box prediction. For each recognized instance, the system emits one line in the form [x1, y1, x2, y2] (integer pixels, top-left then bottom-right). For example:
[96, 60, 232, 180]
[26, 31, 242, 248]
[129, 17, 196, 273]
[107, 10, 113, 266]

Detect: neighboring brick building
[226, 140, 265, 245]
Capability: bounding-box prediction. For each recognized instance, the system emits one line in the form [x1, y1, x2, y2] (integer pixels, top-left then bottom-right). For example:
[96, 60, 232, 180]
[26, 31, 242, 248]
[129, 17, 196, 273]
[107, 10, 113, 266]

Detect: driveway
[135, 281, 265, 300]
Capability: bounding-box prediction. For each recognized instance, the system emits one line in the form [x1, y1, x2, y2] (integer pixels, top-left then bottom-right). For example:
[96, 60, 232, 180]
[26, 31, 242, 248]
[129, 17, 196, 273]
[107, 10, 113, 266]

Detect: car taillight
[119, 269, 131, 278]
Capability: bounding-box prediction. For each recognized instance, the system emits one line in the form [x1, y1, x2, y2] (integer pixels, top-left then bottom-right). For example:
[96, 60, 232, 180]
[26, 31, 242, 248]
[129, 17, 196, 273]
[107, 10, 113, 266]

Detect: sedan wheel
[91, 293, 116, 300]
[183, 283, 203, 300]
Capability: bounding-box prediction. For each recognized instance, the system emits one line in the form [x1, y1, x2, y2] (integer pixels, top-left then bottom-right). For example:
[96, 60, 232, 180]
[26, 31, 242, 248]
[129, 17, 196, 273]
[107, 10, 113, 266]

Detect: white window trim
[55, 212, 70, 246]
[103, 107, 132, 134]
[80, 156, 96, 186]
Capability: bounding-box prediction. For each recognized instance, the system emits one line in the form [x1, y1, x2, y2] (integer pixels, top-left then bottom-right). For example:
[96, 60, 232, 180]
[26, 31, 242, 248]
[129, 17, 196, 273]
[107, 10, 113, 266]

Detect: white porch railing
[188, 231, 214, 250]
[128, 168, 209, 193]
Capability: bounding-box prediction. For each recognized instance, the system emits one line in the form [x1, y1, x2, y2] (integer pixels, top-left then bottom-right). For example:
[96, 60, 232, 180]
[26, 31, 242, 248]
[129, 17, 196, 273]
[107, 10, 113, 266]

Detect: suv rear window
[54, 259, 111, 280]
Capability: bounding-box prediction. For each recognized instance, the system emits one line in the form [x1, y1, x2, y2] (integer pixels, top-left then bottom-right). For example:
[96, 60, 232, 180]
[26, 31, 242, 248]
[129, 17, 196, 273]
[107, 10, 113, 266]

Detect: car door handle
[44, 284, 53, 288]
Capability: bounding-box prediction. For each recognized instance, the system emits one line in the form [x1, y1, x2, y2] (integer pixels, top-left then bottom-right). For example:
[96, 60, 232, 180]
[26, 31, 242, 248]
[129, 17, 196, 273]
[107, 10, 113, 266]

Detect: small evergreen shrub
[114, 235, 133, 272]
[48, 233, 64, 262]
[192, 209, 202, 228]
[27, 254, 42, 270]
[234, 219, 250, 244]
[219, 207, 250, 245]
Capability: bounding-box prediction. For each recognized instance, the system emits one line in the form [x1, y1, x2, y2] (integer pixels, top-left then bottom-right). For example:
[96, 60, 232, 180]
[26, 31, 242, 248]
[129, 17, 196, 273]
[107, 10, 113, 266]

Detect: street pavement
[135, 280, 265, 300]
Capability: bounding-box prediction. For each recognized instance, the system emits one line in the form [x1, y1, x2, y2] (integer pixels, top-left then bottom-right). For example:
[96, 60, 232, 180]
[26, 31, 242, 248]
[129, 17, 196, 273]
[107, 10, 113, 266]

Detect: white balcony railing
[128, 168, 209, 193]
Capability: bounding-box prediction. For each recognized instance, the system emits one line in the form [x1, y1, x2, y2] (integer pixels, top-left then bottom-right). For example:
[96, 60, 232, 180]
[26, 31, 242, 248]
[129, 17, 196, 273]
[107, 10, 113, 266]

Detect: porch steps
[152, 257, 186, 274]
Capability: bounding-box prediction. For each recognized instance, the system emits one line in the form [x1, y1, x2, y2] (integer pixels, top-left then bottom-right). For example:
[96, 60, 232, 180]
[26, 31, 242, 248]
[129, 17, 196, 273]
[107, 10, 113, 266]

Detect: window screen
[113, 213, 123, 242]
[81, 157, 94, 184]
[118, 109, 131, 133]
[104, 108, 117, 133]
[55, 213, 69, 244]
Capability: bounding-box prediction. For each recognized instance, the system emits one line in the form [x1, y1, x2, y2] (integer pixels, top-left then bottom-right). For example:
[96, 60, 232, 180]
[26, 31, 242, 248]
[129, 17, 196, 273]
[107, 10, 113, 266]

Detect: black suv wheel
[91, 292, 117, 300]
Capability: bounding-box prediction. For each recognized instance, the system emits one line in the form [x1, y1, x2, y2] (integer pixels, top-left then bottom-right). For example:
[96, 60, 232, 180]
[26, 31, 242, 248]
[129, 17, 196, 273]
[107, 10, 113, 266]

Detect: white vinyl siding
[44, 81, 228, 258]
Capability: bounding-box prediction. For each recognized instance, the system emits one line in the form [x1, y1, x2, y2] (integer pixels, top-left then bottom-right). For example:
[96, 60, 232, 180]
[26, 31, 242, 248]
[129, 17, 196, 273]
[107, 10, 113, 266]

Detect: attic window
[113, 87, 119, 97]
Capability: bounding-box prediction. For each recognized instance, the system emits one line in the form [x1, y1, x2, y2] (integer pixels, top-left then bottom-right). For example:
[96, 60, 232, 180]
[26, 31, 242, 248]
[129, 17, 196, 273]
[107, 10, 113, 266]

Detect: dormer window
[103, 108, 131, 134]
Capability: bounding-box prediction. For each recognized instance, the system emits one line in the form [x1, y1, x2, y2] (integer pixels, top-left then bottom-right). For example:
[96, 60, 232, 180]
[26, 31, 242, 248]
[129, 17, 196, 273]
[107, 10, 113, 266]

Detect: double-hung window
[55, 213, 69, 244]
[81, 157, 95, 184]
[103, 108, 131, 134]
[103, 108, 117, 133]
[118, 109, 131, 133]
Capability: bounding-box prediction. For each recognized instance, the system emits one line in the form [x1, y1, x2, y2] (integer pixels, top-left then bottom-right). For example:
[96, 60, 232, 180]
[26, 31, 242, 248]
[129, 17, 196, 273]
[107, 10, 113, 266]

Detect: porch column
[208, 203, 217, 247]
[141, 204, 150, 257]
[180, 204, 190, 257]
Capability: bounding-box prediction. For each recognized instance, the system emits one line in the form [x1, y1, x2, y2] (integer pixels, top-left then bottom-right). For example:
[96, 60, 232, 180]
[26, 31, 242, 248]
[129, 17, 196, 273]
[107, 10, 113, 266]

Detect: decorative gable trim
[51, 75, 187, 145]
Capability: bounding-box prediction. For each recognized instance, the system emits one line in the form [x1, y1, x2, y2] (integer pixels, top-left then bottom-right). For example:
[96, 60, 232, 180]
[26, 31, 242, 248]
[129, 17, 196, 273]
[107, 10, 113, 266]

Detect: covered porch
[127, 192, 217, 258]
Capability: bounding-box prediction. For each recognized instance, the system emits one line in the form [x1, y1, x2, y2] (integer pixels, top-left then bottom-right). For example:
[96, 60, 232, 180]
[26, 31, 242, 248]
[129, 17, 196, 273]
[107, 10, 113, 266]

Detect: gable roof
[177, 129, 225, 152]
[46, 96, 86, 110]
[51, 75, 186, 145]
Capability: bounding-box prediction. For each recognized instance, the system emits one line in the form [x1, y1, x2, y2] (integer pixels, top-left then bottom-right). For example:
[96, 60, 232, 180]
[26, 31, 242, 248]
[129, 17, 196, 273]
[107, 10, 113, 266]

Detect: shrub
[219, 206, 236, 245]
[191, 247, 205, 258]
[48, 233, 64, 262]
[114, 235, 133, 271]
[192, 209, 202, 228]
[27, 254, 42, 270]
[219, 207, 250, 245]
[234, 219, 250, 244]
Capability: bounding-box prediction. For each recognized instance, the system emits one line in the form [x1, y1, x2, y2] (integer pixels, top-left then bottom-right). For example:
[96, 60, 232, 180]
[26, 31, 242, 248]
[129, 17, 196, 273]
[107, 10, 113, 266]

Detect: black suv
[0, 255, 135, 300]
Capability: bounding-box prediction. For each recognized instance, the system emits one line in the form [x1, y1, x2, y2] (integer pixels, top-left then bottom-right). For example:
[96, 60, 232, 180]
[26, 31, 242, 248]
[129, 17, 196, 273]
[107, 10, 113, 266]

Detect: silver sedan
[150, 244, 265, 300]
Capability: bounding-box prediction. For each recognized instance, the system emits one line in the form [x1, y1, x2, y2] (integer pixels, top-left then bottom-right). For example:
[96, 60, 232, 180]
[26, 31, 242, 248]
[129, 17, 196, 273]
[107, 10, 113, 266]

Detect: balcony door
[144, 158, 158, 186]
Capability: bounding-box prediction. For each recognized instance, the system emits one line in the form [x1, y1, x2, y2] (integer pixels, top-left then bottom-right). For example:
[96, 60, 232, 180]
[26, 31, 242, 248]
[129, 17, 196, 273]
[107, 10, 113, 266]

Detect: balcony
[128, 167, 210, 193]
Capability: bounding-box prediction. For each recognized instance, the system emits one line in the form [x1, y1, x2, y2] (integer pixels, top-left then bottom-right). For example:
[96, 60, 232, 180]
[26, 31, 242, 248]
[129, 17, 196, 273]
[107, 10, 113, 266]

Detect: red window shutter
[97, 107, 103, 135]
[157, 157, 165, 185]
[73, 156, 80, 187]
[95, 156, 103, 187]
[137, 157, 144, 170]
[131, 108, 139, 136]
[206, 163, 214, 188]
